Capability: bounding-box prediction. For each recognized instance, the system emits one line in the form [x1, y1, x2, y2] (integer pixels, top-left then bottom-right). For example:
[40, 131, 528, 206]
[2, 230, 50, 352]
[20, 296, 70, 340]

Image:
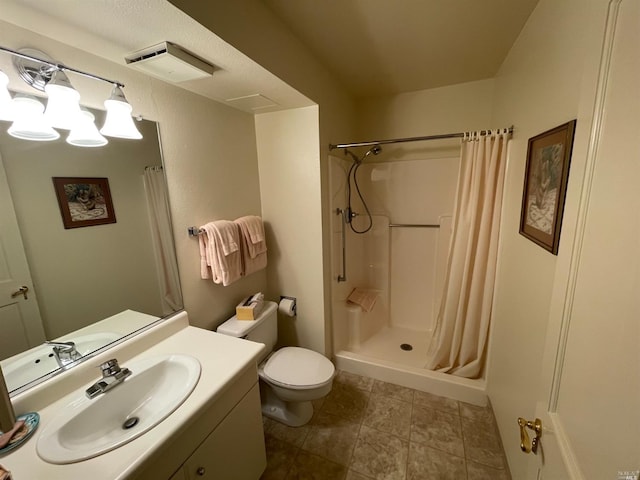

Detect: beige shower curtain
[426, 130, 510, 378]
[143, 166, 183, 314]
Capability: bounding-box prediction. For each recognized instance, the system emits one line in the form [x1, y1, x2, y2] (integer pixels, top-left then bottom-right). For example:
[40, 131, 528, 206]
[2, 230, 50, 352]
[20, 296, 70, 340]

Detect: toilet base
[260, 382, 314, 427]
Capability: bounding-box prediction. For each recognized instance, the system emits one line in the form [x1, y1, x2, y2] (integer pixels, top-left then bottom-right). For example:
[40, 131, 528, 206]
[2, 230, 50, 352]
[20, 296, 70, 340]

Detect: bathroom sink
[36, 354, 201, 464]
[1, 332, 121, 392]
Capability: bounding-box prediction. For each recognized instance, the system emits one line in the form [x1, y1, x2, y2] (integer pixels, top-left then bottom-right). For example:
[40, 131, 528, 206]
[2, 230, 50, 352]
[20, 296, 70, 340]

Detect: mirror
[0, 107, 183, 394]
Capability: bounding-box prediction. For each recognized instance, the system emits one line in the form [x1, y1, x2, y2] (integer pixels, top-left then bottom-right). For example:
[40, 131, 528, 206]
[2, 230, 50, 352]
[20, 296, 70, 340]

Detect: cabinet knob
[196, 467, 206, 476]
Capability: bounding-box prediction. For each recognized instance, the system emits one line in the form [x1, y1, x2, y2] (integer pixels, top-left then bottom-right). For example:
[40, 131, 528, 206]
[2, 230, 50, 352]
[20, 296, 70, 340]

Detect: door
[524, 1, 638, 477]
[0, 151, 45, 360]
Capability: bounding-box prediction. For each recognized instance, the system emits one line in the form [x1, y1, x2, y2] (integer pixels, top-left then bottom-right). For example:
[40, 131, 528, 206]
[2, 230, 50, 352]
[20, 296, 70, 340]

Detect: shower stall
[328, 135, 491, 405]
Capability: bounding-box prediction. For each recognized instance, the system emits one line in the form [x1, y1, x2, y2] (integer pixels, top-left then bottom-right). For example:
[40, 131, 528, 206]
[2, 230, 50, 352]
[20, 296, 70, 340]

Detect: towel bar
[187, 226, 203, 237]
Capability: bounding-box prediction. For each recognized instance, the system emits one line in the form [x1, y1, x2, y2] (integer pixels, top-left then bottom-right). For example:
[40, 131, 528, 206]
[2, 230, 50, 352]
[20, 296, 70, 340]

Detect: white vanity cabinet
[180, 383, 265, 479]
[135, 363, 266, 480]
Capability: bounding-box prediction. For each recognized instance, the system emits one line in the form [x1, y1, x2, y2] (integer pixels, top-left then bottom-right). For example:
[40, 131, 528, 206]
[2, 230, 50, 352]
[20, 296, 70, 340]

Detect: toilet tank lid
[216, 301, 277, 337]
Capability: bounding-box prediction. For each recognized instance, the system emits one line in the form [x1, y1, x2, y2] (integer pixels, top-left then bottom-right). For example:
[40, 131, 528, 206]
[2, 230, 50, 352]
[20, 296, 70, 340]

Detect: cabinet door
[184, 383, 266, 479]
[168, 468, 187, 480]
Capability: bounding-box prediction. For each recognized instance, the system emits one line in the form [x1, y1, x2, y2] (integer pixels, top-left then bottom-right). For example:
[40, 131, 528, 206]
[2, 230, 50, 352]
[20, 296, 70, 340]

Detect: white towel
[234, 216, 267, 275]
[198, 220, 243, 286]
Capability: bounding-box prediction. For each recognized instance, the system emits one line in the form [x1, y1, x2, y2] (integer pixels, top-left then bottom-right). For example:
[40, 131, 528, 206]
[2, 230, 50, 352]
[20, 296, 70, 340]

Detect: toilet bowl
[217, 301, 335, 427]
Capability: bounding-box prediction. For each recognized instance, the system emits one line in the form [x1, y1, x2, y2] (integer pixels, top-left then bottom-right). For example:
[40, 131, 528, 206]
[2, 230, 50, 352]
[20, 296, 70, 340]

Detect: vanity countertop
[0, 313, 265, 479]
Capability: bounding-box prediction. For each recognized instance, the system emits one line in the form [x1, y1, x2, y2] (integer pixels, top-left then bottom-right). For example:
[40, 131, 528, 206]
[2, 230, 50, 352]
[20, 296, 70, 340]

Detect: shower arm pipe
[329, 126, 514, 150]
[0, 45, 125, 88]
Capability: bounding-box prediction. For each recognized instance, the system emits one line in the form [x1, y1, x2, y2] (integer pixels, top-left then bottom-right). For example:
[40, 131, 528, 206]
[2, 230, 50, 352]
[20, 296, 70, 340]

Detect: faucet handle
[46, 340, 76, 351]
[100, 359, 122, 377]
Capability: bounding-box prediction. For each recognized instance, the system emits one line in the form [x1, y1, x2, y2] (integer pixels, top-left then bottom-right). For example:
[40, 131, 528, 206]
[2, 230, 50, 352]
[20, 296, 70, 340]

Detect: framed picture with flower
[519, 120, 576, 255]
[52, 177, 116, 229]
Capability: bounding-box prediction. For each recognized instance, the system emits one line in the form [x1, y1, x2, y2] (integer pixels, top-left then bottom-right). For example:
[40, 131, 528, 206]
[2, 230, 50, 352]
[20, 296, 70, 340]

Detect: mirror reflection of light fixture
[100, 85, 142, 139]
[8, 94, 60, 141]
[0, 46, 142, 146]
[67, 109, 108, 147]
[0, 70, 13, 121]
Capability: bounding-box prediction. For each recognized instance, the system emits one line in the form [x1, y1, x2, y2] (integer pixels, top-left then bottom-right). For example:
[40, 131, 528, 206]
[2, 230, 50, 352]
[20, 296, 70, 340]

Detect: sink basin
[1, 332, 121, 392]
[36, 354, 201, 464]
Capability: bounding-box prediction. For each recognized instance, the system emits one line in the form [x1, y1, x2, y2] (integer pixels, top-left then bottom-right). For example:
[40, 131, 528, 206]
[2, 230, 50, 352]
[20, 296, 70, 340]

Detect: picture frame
[519, 120, 577, 255]
[52, 177, 116, 229]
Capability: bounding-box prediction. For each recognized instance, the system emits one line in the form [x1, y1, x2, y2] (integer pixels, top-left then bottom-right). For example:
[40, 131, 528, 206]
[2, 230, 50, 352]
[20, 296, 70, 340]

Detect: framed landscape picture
[519, 120, 577, 255]
[52, 177, 116, 229]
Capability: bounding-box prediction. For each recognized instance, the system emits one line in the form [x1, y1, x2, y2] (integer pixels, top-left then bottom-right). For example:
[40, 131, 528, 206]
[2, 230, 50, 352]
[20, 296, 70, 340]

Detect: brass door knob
[10, 285, 29, 300]
[518, 417, 542, 454]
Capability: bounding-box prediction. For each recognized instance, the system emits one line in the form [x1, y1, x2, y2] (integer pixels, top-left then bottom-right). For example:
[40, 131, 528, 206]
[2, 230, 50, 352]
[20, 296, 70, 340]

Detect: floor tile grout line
[404, 391, 415, 480]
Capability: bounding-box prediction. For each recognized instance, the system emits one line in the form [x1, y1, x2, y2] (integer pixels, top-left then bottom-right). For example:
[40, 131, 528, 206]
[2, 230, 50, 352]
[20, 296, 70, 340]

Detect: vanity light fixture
[0, 46, 142, 145]
[43, 70, 83, 130]
[67, 109, 108, 147]
[100, 85, 142, 140]
[7, 94, 60, 141]
[0, 70, 12, 121]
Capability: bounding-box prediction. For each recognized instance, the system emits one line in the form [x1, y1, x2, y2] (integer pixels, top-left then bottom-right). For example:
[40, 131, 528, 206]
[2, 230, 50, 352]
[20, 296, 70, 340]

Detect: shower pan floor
[354, 326, 431, 369]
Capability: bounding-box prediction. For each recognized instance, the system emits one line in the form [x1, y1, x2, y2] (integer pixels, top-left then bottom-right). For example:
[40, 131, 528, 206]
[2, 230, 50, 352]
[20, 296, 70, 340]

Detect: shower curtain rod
[329, 126, 513, 150]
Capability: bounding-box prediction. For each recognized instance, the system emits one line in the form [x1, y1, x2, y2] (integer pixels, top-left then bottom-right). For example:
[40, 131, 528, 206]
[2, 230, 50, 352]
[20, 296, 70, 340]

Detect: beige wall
[487, 0, 611, 476]
[168, 0, 358, 354]
[0, 20, 267, 334]
[356, 79, 495, 156]
[255, 107, 325, 353]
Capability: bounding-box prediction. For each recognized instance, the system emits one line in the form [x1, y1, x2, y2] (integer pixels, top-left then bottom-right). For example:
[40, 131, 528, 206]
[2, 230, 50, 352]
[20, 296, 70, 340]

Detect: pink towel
[347, 288, 379, 312]
[198, 220, 242, 286]
[234, 216, 267, 275]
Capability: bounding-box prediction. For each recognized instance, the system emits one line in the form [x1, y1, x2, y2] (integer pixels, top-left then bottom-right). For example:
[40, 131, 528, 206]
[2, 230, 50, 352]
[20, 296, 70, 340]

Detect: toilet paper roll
[278, 297, 296, 317]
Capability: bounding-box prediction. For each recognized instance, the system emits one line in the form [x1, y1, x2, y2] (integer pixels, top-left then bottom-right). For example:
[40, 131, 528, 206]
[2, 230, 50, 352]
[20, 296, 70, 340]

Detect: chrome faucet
[46, 341, 82, 368]
[85, 359, 132, 399]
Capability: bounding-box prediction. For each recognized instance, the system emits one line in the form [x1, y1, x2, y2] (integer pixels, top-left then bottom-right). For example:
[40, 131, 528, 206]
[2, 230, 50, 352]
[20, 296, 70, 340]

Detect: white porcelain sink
[36, 354, 201, 464]
[1, 332, 121, 392]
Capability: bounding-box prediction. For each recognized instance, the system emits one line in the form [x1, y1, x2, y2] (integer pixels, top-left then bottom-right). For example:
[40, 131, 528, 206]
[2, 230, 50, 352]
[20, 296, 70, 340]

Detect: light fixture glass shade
[0, 70, 13, 122]
[100, 86, 142, 139]
[8, 95, 60, 141]
[66, 109, 108, 147]
[44, 70, 82, 130]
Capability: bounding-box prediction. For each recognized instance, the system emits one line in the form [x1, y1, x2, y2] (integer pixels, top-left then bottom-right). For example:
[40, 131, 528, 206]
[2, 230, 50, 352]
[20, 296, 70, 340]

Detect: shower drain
[400, 343, 413, 351]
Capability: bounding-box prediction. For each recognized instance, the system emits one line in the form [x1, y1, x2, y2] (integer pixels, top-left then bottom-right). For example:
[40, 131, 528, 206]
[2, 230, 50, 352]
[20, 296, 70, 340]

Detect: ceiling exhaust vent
[125, 42, 214, 83]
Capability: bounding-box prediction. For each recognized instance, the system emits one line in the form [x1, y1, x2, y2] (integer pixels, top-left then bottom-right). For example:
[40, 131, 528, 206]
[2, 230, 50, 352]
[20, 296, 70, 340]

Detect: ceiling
[262, 0, 540, 97]
[0, 0, 313, 113]
[0, 0, 539, 112]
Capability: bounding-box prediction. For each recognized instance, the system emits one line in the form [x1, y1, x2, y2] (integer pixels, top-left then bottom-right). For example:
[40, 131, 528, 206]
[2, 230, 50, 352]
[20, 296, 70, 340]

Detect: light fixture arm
[0, 45, 124, 88]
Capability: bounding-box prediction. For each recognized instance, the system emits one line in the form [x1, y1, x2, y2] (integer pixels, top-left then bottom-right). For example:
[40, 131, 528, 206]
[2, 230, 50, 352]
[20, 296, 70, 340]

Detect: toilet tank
[216, 301, 278, 359]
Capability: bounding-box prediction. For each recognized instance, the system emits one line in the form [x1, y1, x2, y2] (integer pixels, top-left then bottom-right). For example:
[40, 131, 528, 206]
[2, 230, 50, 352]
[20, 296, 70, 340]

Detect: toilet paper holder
[279, 296, 297, 315]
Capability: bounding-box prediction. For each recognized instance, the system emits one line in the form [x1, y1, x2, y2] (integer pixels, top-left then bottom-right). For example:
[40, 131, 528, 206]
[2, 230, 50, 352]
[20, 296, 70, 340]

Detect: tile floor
[260, 371, 511, 480]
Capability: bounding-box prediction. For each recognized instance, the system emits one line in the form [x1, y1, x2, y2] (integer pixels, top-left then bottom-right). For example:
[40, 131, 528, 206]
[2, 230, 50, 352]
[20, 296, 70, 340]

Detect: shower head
[362, 145, 382, 161]
[344, 145, 382, 164]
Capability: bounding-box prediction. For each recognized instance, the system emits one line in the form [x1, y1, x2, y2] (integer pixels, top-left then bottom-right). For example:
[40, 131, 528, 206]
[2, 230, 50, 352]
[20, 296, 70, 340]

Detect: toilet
[216, 301, 335, 427]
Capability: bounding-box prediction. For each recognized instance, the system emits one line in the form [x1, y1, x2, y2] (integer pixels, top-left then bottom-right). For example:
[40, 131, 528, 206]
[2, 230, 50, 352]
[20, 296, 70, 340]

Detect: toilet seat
[262, 347, 335, 390]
